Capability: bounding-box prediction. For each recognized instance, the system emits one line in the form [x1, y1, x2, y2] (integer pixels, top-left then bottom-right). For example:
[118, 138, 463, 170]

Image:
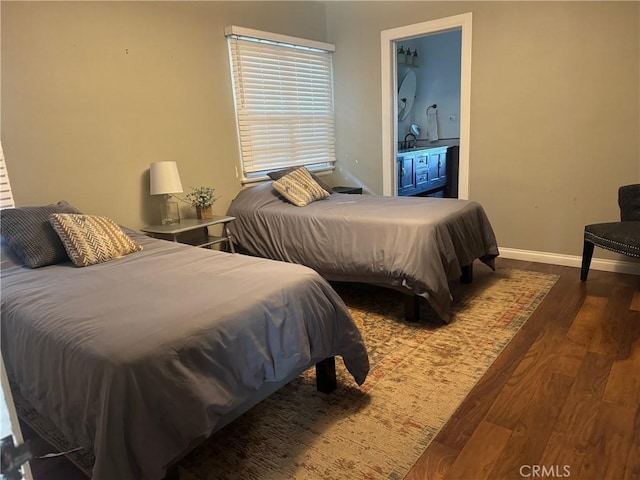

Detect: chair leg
[580, 240, 595, 282]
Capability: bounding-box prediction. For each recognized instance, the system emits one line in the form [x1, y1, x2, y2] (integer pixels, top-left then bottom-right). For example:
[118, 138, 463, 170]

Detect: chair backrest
[619, 184, 640, 221]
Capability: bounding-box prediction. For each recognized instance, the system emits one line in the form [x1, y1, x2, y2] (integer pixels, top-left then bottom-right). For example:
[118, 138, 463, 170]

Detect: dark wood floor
[19, 258, 640, 480]
[406, 258, 640, 480]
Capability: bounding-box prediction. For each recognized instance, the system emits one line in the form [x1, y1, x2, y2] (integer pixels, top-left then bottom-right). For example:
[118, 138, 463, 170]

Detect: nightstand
[332, 186, 363, 195]
[141, 216, 236, 253]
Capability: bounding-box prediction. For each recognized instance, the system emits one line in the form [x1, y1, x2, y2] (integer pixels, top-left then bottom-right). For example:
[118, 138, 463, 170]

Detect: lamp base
[160, 196, 180, 225]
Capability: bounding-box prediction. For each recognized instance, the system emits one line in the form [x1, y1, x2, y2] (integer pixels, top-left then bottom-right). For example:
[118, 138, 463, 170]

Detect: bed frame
[162, 356, 337, 479]
[404, 263, 473, 322]
[237, 238, 478, 325]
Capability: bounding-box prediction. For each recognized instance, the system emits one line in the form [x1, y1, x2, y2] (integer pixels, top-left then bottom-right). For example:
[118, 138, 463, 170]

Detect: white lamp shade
[150, 161, 183, 195]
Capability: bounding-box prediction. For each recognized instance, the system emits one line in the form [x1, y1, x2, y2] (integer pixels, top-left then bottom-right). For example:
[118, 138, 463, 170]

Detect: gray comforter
[0, 231, 369, 480]
[227, 183, 500, 322]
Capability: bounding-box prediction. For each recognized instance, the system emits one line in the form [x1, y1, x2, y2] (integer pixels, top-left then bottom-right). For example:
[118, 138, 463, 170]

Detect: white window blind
[227, 28, 336, 179]
[0, 142, 15, 209]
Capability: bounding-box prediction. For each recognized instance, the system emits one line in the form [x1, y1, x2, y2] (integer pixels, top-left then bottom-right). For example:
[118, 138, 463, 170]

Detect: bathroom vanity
[397, 142, 459, 198]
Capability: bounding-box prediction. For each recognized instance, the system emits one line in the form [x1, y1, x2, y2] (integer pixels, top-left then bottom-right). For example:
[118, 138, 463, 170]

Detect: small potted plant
[186, 186, 218, 219]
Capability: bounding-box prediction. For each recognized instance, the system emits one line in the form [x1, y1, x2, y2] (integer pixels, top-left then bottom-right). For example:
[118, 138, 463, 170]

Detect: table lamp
[150, 161, 183, 225]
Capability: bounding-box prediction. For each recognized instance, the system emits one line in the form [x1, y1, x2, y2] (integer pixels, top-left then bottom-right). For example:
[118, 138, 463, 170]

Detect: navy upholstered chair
[580, 184, 640, 281]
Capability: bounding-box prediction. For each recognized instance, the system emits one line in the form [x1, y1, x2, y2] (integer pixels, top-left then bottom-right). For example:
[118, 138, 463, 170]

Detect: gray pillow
[267, 167, 332, 194]
[0, 201, 83, 268]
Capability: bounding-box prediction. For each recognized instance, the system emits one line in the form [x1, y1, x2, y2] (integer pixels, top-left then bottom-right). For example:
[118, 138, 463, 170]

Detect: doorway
[380, 13, 472, 199]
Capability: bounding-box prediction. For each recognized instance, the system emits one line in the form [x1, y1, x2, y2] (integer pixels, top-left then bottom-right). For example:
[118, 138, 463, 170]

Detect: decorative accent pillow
[49, 214, 142, 267]
[272, 167, 330, 207]
[267, 167, 332, 194]
[0, 201, 83, 268]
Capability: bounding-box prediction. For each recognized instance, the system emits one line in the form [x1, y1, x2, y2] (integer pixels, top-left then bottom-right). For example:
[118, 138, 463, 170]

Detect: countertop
[398, 138, 459, 153]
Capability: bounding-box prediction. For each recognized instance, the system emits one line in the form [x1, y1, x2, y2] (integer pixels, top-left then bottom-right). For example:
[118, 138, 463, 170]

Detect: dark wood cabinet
[444, 146, 459, 198]
[397, 146, 449, 197]
[398, 154, 416, 194]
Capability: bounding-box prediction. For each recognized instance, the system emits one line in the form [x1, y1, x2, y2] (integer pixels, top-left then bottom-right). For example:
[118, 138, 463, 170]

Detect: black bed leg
[316, 356, 337, 393]
[461, 263, 474, 284]
[405, 294, 420, 322]
[163, 465, 180, 480]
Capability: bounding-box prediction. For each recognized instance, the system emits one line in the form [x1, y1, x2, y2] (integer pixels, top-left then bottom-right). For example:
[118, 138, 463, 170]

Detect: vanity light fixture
[397, 46, 406, 66]
[397, 46, 419, 68]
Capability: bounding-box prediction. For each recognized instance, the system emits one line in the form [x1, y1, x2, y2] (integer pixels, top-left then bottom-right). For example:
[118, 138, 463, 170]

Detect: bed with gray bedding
[227, 182, 500, 323]
[0, 231, 369, 480]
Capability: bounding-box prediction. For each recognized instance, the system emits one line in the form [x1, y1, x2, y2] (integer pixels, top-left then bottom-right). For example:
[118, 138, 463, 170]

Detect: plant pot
[196, 205, 213, 220]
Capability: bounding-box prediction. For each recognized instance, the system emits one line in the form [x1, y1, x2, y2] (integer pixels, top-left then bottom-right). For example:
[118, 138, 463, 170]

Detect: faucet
[404, 133, 417, 149]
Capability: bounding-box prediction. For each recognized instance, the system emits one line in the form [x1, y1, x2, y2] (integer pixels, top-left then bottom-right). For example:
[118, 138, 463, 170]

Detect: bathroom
[396, 29, 461, 198]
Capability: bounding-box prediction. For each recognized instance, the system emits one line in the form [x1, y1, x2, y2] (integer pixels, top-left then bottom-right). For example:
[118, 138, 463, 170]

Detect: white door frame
[381, 12, 472, 198]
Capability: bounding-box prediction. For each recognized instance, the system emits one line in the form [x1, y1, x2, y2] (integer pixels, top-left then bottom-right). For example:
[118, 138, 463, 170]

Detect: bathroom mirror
[397, 70, 417, 122]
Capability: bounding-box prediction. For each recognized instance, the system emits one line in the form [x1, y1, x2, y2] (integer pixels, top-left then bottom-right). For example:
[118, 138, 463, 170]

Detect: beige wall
[1, 1, 327, 228]
[0, 3, 3, 139]
[327, 1, 640, 259]
[2, 1, 639, 261]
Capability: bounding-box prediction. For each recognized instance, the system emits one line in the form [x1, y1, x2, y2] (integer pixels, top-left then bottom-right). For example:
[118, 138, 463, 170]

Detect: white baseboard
[499, 247, 640, 276]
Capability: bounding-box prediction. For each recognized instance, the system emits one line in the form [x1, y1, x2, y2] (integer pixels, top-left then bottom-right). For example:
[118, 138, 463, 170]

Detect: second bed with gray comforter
[227, 182, 500, 322]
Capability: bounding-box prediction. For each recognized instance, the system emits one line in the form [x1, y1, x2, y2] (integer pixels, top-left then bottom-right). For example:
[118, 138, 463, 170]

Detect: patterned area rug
[12, 267, 557, 479]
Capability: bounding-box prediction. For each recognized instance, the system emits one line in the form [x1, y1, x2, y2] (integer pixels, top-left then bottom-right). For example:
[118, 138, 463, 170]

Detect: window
[226, 26, 336, 182]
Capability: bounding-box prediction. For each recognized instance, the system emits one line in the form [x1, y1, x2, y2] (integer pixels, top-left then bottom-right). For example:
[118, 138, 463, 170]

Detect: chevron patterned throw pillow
[272, 167, 330, 207]
[49, 214, 142, 267]
[267, 167, 332, 194]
